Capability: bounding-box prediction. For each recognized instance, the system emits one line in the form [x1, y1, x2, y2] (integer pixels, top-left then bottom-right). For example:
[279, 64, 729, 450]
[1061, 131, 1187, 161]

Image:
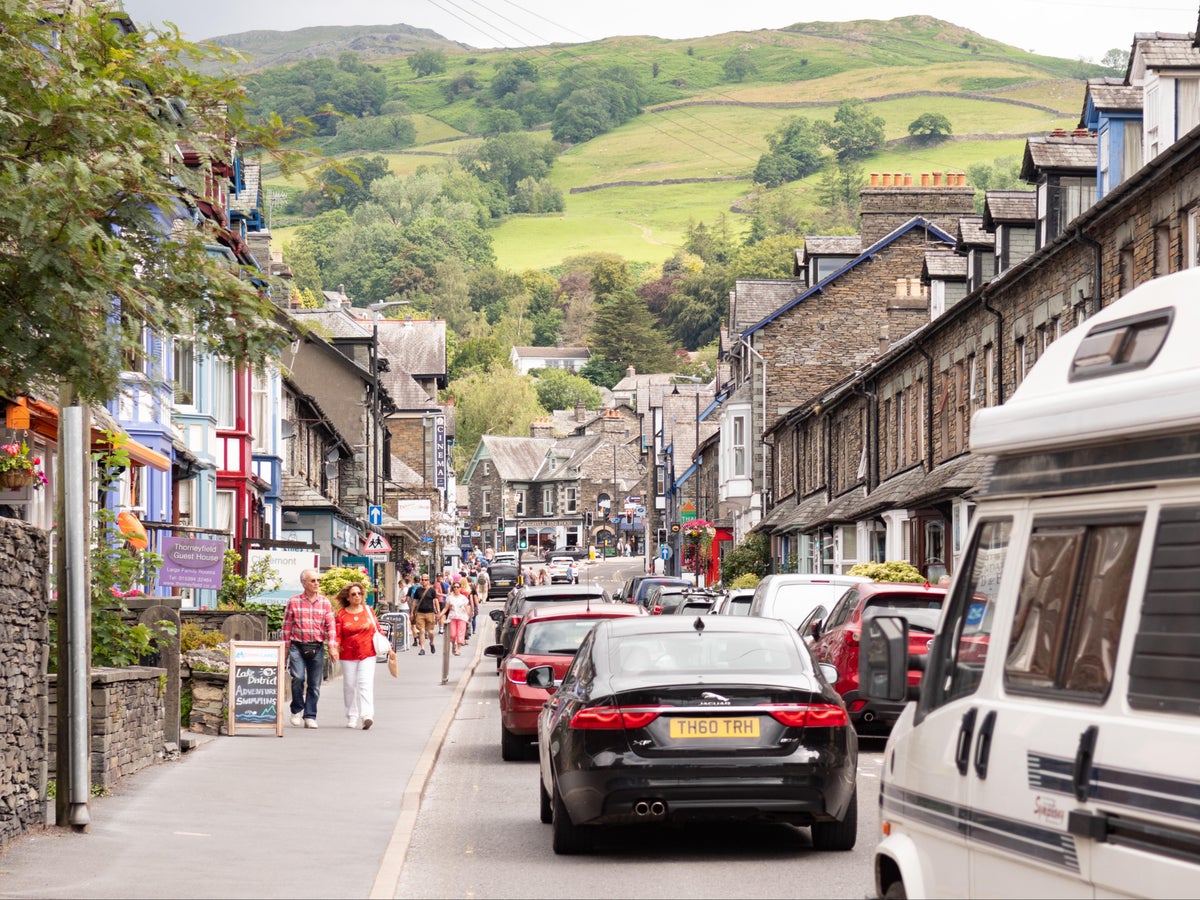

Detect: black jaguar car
[530, 615, 858, 854]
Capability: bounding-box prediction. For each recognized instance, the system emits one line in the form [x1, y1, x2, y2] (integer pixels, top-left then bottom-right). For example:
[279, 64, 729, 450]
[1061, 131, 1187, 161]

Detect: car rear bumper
[500, 687, 545, 735]
[841, 689, 906, 731]
[557, 755, 856, 827]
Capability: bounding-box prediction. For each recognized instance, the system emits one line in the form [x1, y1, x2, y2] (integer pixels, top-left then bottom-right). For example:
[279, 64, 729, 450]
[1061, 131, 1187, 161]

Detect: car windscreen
[521, 595, 605, 613]
[516, 619, 601, 655]
[610, 630, 804, 676]
[768, 584, 858, 627]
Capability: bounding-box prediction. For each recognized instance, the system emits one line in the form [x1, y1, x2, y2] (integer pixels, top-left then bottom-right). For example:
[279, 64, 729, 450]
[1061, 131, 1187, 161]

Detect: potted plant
[0, 440, 48, 490]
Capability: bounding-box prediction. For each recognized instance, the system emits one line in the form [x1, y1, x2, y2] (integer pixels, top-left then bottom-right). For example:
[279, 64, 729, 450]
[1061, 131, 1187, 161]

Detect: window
[1014, 336, 1027, 388]
[173, 339, 195, 405]
[483, 461, 491, 476]
[213, 358, 235, 429]
[481, 490, 491, 516]
[731, 414, 746, 477]
[1177, 77, 1200, 139]
[1188, 208, 1200, 269]
[564, 487, 578, 514]
[1155, 223, 1172, 277]
[542, 487, 554, 515]
[921, 518, 1011, 713]
[514, 490, 525, 516]
[983, 345, 995, 408]
[1005, 517, 1139, 699]
[251, 371, 269, 452]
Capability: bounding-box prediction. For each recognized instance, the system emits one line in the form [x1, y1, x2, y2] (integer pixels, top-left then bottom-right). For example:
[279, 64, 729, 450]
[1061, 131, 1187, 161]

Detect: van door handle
[1072, 725, 1099, 802]
[955, 708, 978, 776]
[973, 710, 997, 779]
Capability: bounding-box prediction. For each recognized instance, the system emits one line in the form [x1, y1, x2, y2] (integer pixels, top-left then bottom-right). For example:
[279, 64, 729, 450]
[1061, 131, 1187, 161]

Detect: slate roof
[923, 250, 968, 280]
[478, 435, 556, 481]
[801, 236, 862, 261]
[982, 191, 1036, 228]
[728, 280, 804, 339]
[289, 306, 372, 340]
[373, 318, 446, 380]
[957, 216, 994, 249]
[281, 473, 335, 508]
[1083, 78, 1143, 115]
[533, 434, 608, 480]
[381, 371, 437, 411]
[389, 454, 422, 485]
[1021, 132, 1098, 180]
[1131, 32, 1200, 70]
[512, 346, 589, 360]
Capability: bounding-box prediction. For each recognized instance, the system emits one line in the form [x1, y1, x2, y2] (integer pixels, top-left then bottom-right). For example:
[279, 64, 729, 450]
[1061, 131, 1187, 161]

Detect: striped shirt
[281, 592, 338, 649]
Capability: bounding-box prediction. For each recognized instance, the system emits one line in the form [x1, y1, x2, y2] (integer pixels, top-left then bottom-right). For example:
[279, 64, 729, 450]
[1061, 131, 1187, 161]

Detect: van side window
[1005, 518, 1140, 700]
[1129, 505, 1200, 715]
[922, 518, 1011, 712]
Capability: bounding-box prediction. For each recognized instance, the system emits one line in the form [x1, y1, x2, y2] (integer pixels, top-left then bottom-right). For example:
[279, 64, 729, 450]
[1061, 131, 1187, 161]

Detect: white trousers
[340, 657, 376, 723]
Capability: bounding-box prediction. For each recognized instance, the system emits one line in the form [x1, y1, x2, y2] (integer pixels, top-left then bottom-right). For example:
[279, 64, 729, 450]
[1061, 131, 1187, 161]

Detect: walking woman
[334, 583, 379, 730]
[442, 580, 472, 656]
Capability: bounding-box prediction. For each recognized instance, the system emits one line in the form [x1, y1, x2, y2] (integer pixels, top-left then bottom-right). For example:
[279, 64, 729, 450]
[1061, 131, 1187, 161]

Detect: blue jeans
[288, 642, 325, 720]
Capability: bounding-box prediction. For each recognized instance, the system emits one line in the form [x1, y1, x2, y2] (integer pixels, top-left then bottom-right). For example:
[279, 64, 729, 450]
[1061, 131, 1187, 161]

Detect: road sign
[659, 545, 672, 561]
[368, 504, 383, 526]
[362, 532, 392, 554]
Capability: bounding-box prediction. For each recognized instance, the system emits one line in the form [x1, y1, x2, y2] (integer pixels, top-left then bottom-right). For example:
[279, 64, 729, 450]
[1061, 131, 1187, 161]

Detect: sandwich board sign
[228, 641, 285, 737]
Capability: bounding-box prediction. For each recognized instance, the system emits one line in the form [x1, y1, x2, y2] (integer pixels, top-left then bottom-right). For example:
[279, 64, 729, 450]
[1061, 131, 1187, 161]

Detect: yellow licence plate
[668, 717, 760, 739]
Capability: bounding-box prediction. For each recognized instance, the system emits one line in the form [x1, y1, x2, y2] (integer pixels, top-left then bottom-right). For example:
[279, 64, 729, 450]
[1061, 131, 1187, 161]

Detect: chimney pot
[882, 173, 892, 186]
[932, 171, 942, 186]
[921, 173, 930, 186]
[903, 173, 912, 186]
[893, 173, 903, 186]
[1051, 128, 1067, 137]
[870, 172, 879, 186]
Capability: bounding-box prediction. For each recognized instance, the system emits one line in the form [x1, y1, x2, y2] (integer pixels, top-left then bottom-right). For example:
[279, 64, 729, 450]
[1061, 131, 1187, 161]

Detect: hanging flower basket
[1, 470, 33, 489]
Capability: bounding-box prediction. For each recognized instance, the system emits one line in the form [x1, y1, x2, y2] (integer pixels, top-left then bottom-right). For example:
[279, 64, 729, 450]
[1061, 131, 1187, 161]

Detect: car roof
[854, 581, 948, 597]
[523, 601, 645, 622]
[598, 614, 794, 638]
[516, 584, 608, 598]
[759, 573, 872, 586]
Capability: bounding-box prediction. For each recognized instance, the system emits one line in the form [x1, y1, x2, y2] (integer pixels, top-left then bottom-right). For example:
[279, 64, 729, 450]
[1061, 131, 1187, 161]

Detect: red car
[485, 601, 647, 760]
[809, 581, 946, 733]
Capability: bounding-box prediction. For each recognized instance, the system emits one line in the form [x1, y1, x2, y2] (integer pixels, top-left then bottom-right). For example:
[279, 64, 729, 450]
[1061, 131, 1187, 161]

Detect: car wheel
[810, 787, 857, 851]
[882, 880, 906, 899]
[501, 724, 523, 762]
[551, 779, 592, 855]
[539, 776, 553, 824]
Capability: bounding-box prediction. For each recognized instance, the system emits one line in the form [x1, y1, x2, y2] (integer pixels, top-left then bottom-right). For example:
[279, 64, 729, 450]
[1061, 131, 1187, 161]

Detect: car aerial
[623, 575, 693, 607]
[746, 573, 873, 632]
[809, 581, 947, 733]
[487, 583, 611, 667]
[530, 615, 859, 855]
[546, 556, 576, 584]
[486, 563, 520, 600]
[714, 587, 755, 616]
[485, 600, 647, 760]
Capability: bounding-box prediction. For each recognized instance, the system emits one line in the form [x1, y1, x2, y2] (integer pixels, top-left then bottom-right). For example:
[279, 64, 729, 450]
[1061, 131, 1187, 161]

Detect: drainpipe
[981, 288, 1006, 405]
[914, 343, 935, 471]
[852, 379, 879, 491]
[1075, 225, 1104, 316]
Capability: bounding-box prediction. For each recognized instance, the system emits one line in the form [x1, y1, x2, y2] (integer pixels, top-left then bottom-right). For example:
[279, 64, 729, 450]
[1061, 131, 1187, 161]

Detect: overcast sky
[116, 0, 1199, 64]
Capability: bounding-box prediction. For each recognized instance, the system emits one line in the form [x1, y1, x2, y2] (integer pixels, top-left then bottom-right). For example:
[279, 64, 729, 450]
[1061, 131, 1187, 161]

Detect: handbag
[368, 608, 393, 657]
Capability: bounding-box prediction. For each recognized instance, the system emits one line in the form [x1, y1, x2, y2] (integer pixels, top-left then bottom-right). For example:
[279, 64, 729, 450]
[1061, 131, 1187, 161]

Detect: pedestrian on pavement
[568, 560, 580, 584]
[443, 581, 472, 655]
[475, 566, 490, 601]
[412, 574, 442, 656]
[282, 568, 338, 729]
[334, 582, 384, 730]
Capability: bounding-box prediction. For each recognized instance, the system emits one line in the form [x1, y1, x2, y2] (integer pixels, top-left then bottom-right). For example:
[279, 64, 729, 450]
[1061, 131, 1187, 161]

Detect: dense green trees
[908, 112, 953, 141]
[245, 54, 387, 135]
[754, 100, 885, 188]
[533, 369, 602, 413]
[0, 5, 296, 403]
[407, 48, 447, 77]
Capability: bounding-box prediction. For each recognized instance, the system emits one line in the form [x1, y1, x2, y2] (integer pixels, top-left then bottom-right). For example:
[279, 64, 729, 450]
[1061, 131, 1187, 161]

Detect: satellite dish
[324, 461, 338, 479]
[280, 419, 295, 440]
[325, 448, 340, 463]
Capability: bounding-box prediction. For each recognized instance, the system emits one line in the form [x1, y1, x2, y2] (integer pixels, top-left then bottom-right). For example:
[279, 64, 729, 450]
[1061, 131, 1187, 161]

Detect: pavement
[0, 619, 488, 900]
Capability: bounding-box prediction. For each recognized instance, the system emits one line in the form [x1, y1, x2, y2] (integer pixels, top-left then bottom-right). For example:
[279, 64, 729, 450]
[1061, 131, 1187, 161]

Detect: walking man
[283, 568, 338, 729]
[412, 574, 442, 656]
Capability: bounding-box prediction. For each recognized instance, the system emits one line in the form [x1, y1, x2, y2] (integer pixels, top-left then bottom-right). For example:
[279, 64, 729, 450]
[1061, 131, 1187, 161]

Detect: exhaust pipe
[649, 801, 666, 816]
[633, 800, 650, 816]
[862, 711, 875, 723]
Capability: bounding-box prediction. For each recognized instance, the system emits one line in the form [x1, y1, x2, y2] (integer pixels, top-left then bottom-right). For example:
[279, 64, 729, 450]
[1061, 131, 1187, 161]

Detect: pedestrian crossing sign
[362, 532, 392, 554]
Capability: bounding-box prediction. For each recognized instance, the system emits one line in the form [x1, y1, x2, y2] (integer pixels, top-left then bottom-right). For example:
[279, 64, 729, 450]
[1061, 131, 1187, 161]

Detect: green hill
[235, 16, 1107, 270]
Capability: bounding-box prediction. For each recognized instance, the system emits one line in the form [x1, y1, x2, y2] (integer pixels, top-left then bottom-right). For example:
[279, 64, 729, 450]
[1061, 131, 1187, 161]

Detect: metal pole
[62, 406, 91, 828]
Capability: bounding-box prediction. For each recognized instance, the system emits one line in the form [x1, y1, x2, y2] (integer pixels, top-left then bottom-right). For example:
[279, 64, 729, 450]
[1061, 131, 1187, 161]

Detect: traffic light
[657, 528, 668, 546]
[518, 527, 528, 550]
[496, 516, 504, 531]
[584, 510, 592, 528]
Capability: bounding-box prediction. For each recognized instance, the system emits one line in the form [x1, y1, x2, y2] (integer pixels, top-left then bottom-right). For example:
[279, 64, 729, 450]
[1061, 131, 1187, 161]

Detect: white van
[747, 573, 871, 632]
[863, 269, 1200, 899]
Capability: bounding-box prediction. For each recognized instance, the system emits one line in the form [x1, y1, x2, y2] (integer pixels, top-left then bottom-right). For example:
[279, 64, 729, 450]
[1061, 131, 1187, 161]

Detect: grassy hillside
[245, 16, 1103, 270]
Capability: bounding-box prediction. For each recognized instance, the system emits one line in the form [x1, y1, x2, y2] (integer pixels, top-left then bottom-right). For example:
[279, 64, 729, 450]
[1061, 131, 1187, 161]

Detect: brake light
[651, 606, 662, 615]
[510, 616, 521, 628]
[569, 706, 662, 730]
[505, 657, 529, 684]
[762, 703, 849, 728]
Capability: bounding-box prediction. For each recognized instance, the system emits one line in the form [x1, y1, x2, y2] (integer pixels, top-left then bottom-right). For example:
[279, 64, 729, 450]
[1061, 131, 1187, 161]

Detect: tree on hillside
[908, 112, 953, 141]
[533, 369, 602, 413]
[245, 55, 387, 135]
[579, 356, 626, 390]
[460, 133, 560, 197]
[827, 99, 886, 161]
[590, 291, 676, 375]
[966, 155, 1025, 213]
[723, 52, 757, 83]
[665, 267, 730, 350]
[753, 116, 828, 188]
[0, 6, 298, 403]
[407, 48, 447, 77]
[817, 159, 867, 222]
[1101, 49, 1129, 72]
[491, 58, 540, 99]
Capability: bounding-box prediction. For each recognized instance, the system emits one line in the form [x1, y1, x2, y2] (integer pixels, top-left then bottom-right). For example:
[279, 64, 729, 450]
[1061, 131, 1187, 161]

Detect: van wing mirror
[861, 615, 909, 703]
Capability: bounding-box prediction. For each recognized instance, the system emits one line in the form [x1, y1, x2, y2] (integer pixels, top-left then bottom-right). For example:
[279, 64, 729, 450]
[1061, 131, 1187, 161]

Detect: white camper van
[863, 269, 1200, 899]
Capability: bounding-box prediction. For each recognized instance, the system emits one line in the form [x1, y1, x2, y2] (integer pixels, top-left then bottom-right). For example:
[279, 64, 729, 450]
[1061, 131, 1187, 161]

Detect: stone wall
[0, 518, 49, 851]
[47, 666, 169, 790]
[186, 670, 229, 736]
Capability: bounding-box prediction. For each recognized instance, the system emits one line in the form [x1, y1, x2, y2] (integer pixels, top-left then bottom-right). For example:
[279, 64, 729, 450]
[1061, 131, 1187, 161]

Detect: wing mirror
[526, 665, 556, 692]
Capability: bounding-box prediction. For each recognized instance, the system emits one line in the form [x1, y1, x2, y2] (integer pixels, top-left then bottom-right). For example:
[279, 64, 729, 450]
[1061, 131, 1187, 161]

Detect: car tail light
[510, 616, 521, 628]
[569, 706, 662, 730]
[651, 606, 662, 615]
[505, 657, 529, 684]
[847, 626, 860, 645]
[762, 703, 849, 728]
[847, 698, 868, 713]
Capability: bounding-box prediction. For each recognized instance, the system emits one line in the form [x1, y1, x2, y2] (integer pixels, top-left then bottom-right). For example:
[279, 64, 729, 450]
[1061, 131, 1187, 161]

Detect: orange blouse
[335, 607, 377, 661]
